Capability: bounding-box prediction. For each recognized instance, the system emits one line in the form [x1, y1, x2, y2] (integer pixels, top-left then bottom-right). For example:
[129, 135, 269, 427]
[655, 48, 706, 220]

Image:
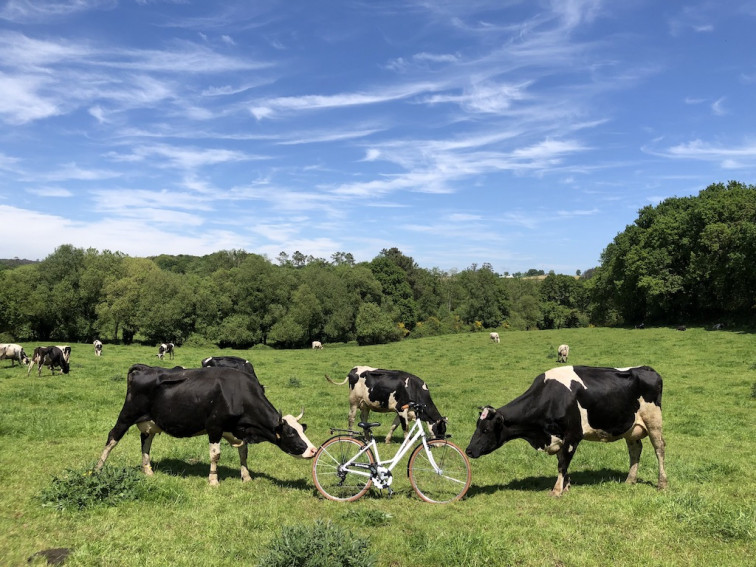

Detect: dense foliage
[589, 180, 756, 325]
[1, 181, 753, 345]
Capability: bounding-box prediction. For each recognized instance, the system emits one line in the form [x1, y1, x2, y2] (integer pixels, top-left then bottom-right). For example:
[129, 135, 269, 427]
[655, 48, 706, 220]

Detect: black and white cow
[27, 346, 70, 377]
[94, 340, 103, 356]
[0, 343, 30, 367]
[157, 342, 174, 360]
[201, 356, 257, 379]
[95, 365, 317, 485]
[326, 366, 447, 444]
[466, 365, 667, 497]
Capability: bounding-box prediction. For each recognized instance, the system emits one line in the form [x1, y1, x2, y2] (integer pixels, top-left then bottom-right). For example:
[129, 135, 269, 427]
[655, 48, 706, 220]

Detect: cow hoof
[241, 475, 252, 483]
[657, 480, 669, 490]
[208, 477, 220, 486]
[549, 490, 563, 497]
[143, 467, 154, 476]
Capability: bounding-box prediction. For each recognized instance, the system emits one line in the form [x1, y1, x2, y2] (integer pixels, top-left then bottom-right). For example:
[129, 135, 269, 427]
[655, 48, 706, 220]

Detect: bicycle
[312, 402, 472, 503]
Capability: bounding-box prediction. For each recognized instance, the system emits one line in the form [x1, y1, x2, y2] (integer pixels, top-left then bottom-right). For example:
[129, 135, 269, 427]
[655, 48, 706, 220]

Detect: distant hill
[0, 258, 38, 269]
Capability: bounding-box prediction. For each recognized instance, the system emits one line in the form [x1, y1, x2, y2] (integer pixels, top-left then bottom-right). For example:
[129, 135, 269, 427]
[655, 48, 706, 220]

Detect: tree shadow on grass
[466, 468, 656, 498]
[151, 458, 311, 490]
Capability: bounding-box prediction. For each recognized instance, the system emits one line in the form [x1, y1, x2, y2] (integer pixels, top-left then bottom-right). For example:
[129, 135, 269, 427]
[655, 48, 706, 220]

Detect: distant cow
[157, 343, 174, 360]
[326, 366, 447, 444]
[466, 365, 667, 496]
[93, 340, 103, 356]
[490, 332, 500, 343]
[676, 326, 687, 331]
[312, 341, 323, 350]
[95, 365, 317, 485]
[201, 356, 258, 380]
[0, 343, 29, 367]
[27, 346, 70, 377]
[557, 344, 569, 363]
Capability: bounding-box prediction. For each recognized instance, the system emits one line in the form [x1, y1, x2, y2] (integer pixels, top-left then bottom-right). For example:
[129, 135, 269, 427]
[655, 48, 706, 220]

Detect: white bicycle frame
[339, 418, 442, 482]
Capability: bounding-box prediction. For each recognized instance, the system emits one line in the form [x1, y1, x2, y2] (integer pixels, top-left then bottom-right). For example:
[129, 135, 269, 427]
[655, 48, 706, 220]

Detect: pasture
[1, 327, 754, 566]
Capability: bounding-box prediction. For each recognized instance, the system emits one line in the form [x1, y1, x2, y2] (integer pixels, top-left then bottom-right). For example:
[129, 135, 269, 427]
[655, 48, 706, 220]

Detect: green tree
[456, 263, 509, 328]
[355, 302, 402, 346]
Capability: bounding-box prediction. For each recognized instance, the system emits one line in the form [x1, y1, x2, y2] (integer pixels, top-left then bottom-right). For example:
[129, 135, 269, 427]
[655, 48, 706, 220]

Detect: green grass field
[1, 327, 754, 566]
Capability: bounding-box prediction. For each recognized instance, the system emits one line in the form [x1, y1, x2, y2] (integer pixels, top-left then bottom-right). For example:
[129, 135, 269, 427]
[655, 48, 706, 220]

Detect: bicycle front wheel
[312, 436, 375, 502]
[408, 439, 472, 503]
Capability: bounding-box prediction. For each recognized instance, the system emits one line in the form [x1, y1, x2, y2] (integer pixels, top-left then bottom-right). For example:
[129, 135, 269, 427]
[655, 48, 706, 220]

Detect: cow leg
[95, 421, 134, 471]
[386, 415, 403, 444]
[551, 444, 578, 497]
[208, 442, 221, 486]
[347, 404, 359, 430]
[625, 438, 643, 485]
[237, 443, 251, 482]
[647, 427, 668, 490]
[140, 432, 156, 476]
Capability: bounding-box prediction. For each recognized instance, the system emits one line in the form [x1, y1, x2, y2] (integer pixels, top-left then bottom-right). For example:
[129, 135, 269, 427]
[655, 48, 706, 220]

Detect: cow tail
[325, 374, 349, 386]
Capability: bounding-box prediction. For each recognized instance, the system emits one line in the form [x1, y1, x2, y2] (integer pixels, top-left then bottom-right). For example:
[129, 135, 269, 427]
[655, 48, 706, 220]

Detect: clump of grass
[287, 376, 302, 388]
[41, 465, 150, 510]
[342, 508, 393, 527]
[664, 491, 755, 542]
[256, 521, 375, 567]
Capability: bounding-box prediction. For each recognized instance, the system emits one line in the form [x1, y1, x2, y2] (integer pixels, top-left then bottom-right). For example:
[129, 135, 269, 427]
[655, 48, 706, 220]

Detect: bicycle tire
[312, 436, 375, 502]
[408, 439, 471, 503]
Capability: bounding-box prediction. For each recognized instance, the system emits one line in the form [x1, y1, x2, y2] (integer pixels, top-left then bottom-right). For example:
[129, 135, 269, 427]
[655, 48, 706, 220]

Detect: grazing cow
[95, 365, 317, 485]
[201, 356, 258, 379]
[712, 323, 725, 331]
[676, 326, 687, 331]
[490, 332, 500, 343]
[326, 366, 447, 444]
[0, 343, 30, 367]
[557, 344, 569, 363]
[27, 346, 70, 377]
[466, 365, 667, 497]
[157, 342, 174, 360]
[312, 341, 323, 350]
[93, 340, 103, 356]
[635, 323, 645, 329]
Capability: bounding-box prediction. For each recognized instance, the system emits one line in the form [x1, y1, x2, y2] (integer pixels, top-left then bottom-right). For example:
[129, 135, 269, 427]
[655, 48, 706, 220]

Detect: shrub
[40, 465, 149, 510]
[257, 521, 375, 567]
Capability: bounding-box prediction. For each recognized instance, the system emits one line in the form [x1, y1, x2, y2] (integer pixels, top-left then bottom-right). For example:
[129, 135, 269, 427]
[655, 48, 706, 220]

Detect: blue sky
[1, 1, 755, 274]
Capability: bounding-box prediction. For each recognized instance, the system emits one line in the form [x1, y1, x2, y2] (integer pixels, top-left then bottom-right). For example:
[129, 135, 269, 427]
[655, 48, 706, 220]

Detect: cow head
[465, 406, 504, 459]
[429, 417, 448, 439]
[274, 410, 317, 459]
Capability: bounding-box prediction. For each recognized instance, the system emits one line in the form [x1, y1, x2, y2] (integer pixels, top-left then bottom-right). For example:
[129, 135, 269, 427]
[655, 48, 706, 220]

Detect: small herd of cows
[0, 339, 667, 498]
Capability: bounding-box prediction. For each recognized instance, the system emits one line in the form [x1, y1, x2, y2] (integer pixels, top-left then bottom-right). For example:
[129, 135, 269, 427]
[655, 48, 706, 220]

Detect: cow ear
[479, 406, 495, 420]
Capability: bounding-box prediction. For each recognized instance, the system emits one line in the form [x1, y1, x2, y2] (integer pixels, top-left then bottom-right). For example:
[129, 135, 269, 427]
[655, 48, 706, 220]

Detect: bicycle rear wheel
[312, 436, 375, 502]
[408, 439, 471, 503]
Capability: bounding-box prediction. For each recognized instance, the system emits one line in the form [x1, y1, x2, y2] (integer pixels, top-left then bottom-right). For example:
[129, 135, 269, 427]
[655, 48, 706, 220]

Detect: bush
[257, 521, 375, 567]
[40, 465, 149, 510]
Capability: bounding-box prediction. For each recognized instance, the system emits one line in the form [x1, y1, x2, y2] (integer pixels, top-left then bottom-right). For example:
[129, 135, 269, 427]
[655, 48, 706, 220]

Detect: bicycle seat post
[357, 421, 381, 441]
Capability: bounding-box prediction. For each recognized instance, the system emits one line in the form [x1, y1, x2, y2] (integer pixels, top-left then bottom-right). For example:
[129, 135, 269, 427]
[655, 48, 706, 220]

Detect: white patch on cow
[222, 432, 245, 448]
[577, 398, 651, 443]
[421, 382, 428, 391]
[543, 366, 586, 391]
[538, 435, 563, 454]
[353, 366, 377, 376]
[282, 414, 317, 457]
[136, 421, 164, 435]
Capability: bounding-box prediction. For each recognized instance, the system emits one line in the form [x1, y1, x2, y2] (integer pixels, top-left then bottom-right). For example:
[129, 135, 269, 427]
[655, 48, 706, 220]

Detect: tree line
[1, 181, 752, 347]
